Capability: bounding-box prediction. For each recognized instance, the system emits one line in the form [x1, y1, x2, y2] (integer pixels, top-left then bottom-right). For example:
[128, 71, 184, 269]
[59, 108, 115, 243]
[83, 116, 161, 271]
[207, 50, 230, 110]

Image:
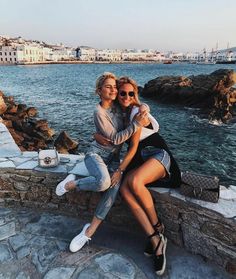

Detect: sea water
[0, 63, 235, 186]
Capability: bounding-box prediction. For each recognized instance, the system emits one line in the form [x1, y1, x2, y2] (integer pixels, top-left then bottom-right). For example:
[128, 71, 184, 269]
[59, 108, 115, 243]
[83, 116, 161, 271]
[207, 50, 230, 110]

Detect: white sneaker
[56, 174, 76, 196]
[69, 223, 91, 253]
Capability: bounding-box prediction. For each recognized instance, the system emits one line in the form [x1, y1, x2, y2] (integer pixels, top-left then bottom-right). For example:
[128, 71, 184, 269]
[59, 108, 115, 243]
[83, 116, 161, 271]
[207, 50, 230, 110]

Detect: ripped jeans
[75, 152, 120, 220]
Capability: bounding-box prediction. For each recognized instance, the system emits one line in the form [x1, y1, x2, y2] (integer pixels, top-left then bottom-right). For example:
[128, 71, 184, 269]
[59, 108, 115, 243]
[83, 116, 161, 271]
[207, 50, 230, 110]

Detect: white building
[0, 44, 47, 64]
[48, 48, 76, 61]
[76, 47, 96, 61]
[121, 49, 164, 61]
[0, 43, 76, 64]
[0, 46, 18, 64]
[96, 49, 121, 61]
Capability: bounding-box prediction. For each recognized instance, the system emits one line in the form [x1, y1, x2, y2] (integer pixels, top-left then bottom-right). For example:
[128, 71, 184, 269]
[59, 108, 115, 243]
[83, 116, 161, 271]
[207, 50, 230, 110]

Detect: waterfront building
[0, 44, 48, 64]
[182, 52, 199, 62]
[48, 48, 76, 61]
[216, 48, 236, 62]
[76, 47, 96, 61]
[0, 46, 18, 64]
[121, 49, 149, 61]
[96, 49, 122, 61]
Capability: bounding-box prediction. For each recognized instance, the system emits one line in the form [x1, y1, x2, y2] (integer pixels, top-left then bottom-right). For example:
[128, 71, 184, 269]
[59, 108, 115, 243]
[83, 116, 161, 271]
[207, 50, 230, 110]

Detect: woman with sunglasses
[96, 76, 181, 276]
[56, 72, 148, 254]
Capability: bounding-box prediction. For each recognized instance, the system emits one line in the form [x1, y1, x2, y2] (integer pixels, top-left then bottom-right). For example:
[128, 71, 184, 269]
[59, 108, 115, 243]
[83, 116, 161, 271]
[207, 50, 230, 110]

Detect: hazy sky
[1, 0, 235, 52]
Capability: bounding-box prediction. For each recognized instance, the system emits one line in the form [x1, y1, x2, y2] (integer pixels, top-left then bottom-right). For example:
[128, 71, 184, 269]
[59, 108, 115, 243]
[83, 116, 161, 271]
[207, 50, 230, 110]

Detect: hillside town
[0, 35, 236, 65]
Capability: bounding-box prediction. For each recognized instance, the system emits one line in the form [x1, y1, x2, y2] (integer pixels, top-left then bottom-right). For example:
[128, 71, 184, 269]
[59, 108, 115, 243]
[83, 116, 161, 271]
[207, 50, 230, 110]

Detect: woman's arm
[130, 106, 159, 132]
[94, 110, 147, 146]
[111, 128, 142, 186]
[147, 114, 159, 132]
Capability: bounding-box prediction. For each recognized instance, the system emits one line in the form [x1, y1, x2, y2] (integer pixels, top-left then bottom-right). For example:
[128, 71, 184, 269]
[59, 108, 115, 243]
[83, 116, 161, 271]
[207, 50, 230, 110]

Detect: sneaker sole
[155, 236, 167, 276]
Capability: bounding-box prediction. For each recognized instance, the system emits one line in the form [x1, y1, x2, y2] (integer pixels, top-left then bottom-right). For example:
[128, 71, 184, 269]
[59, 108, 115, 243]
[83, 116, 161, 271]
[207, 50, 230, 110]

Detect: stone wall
[0, 168, 235, 274]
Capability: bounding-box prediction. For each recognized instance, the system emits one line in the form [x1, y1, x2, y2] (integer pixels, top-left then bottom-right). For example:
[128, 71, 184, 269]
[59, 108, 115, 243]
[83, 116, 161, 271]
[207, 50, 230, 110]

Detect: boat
[216, 60, 236, 64]
[163, 60, 172, 64]
[196, 48, 216, 65]
[196, 60, 216, 65]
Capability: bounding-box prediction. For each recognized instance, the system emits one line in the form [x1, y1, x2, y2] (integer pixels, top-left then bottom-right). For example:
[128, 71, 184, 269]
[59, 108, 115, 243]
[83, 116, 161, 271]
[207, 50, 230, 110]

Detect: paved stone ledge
[0, 122, 236, 275]
[0, 208, 147, 279]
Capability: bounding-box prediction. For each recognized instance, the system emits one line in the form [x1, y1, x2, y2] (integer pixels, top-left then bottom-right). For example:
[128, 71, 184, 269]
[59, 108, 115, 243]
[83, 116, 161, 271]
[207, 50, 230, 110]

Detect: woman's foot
[153, 219, 165, 234]
[154, 233, 167, 276]
[56, 174, 76, 196]
[144, 219, 165, 257]
[69, 223, 91, 252]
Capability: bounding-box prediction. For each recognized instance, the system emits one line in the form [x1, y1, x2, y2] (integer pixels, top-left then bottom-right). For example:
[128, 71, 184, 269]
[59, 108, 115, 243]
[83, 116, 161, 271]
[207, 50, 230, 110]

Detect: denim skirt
[141, 146, 171, 176]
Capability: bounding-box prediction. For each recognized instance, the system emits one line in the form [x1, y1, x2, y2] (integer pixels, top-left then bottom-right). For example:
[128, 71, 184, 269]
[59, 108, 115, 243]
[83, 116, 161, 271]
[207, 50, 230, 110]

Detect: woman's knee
[97, 175, 111, 191]
[129, 174, 143, 194]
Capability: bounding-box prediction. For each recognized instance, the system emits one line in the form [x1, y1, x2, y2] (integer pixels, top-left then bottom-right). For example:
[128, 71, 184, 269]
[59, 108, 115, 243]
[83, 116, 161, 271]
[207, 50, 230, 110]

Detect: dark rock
[27, 107, 37, 117]
[0, 95, 7, 115]
[0, 91, 58, 151]
[54, 131, 79, 154]
[141, 69, 236, 123]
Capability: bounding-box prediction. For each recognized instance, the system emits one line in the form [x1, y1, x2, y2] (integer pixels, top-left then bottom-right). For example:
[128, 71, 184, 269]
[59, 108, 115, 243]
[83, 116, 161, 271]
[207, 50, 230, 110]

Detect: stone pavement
[0, 207, 234, 279]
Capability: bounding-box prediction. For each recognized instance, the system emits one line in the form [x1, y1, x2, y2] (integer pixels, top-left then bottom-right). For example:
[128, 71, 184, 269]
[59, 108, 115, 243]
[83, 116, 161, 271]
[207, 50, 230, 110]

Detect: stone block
[31, 241, 60, 273]
[201, 220, 236, 246]
[0, 207, 13, 217]
[0, 191, 21, 201]
[14, 181, 31, 191]
[9, 233, 32, 251]
[0, 178, 15, 191]
[43, 267, 76, 279]
[0, 221, 16, 240]
[95, 253, 136, 279]
[16, 245, 31, 259]
[66, 191, 90, 207]
[29, 176, 45, 183]
[13, 174, 30, 182]
[25, 186, 51, 203]
[0, 243, 13, 262]
[181, 224, 224, 266]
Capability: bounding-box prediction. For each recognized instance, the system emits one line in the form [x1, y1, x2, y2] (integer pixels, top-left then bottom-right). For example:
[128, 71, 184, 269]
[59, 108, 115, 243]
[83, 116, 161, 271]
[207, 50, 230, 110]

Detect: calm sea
[0, 63, 235, 186]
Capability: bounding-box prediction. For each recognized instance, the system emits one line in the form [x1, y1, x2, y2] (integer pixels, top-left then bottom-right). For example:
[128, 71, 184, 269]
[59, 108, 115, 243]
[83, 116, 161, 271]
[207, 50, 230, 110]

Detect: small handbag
[38, 149, 60, 168]
[180, 171, 219, 203]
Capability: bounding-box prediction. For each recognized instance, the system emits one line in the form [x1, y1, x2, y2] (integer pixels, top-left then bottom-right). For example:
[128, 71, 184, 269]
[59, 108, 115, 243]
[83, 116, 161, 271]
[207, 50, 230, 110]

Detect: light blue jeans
[75, 152, 120, 220]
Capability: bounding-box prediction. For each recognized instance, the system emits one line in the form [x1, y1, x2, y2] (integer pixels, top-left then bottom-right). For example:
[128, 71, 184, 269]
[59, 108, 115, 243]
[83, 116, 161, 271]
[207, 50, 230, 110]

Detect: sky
[0, 0, 235, 52]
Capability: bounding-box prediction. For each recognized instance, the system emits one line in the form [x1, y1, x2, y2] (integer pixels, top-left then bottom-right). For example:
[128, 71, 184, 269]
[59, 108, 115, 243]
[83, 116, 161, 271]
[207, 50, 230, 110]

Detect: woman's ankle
[85, 226, 94, 238]
[65, 181, 76, 191]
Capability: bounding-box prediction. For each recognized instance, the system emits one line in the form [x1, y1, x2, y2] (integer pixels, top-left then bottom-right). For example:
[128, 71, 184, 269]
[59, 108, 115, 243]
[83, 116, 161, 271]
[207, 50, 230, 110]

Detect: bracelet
[116, 167, 124, 175]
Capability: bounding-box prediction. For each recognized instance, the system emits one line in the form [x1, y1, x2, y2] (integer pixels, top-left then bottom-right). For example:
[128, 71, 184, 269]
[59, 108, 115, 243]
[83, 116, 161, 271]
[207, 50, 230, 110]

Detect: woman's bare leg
[121, 160, 166, 254]
[120, 175, 155, 237]
[120, 175, 161, 253]
[128, 159, 166, 227]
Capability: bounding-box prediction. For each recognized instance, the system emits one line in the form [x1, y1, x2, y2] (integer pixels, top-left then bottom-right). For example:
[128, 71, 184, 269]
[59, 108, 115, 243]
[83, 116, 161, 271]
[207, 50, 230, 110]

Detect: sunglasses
[119, 91, 135, 97]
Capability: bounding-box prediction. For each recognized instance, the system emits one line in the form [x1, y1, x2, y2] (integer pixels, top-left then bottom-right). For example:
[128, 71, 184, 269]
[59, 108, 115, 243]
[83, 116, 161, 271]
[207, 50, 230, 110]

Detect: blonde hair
[95, 72, 117, 95]
[118, 76, 140, 106]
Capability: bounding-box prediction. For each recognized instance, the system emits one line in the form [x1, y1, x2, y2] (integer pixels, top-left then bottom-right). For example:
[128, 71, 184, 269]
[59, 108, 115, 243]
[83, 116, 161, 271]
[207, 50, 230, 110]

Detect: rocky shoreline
[0, 92, 78, 153]
[140, 69, 236, 123]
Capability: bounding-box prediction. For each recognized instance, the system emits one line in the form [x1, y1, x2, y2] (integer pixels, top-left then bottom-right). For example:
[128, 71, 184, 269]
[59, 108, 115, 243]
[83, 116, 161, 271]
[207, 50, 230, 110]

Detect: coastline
[0, 60, 167, 66]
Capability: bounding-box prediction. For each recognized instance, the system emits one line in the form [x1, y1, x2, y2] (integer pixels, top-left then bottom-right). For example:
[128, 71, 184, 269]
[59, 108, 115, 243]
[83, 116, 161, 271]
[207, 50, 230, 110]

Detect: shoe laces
[75, 234, 91, 245]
